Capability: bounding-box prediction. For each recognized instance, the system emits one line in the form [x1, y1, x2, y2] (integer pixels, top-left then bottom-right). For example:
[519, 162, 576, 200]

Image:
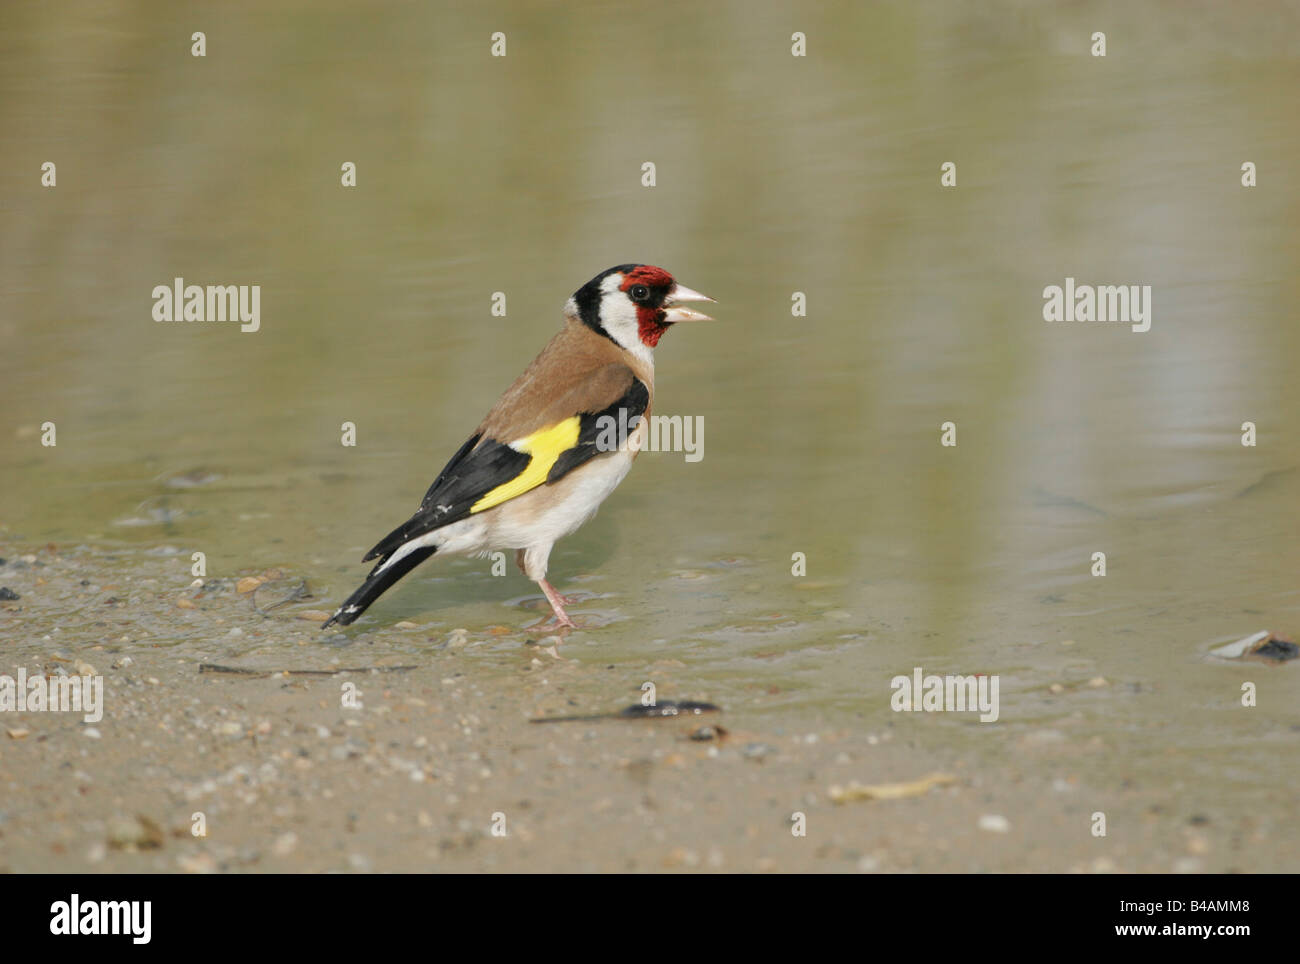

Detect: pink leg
[538, 579, 577, 629]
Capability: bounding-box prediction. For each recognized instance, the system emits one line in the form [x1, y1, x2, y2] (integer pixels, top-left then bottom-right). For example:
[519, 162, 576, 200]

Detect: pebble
[107, 815, 164, 850]
[83, 727, 102, 739]
[177, 853, 217, 874]
[662, 846, 700, 868]
[978, 814, 1011, 833]
[347, 853, 372, 871]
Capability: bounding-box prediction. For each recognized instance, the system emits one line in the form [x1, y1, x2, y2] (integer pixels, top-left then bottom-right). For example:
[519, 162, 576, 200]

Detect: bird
[322, 264, 715, 631]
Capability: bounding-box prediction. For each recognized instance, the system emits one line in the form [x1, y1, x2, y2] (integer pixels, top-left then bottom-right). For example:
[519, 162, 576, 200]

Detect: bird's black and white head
[565, 264, 714, 363]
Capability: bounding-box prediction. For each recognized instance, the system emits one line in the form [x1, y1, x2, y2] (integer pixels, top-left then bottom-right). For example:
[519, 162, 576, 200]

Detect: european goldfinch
[323, 265, 714, 630]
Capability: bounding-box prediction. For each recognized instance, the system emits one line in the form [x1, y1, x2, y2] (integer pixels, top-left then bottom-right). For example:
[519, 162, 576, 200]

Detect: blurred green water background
[2, 1, 1299, 802]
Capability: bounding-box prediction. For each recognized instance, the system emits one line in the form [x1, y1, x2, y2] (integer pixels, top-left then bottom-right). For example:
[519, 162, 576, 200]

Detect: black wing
[362, 377, 648, 566]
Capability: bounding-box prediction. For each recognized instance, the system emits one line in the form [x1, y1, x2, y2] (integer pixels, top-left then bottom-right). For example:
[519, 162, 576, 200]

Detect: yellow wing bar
[470, 417, 582, 514]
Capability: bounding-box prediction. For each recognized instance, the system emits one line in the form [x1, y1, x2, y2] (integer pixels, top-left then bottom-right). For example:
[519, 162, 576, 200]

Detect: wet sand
[1, 542, 1287, 874]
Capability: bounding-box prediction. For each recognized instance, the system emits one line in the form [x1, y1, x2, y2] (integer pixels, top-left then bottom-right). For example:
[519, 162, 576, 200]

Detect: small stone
[83, 727, 102, 739]
[1087, 676, 1108, 688]
[689, 725, 725, 742]
[236, 576, 264, 594]
[978, 814, 1011, 833]
[271, 832, 298, 857]
[107, 815, 164, 850]
[662, 846, 700, 868]
[177, 852, 217, 874]
[393, 621, 418, 630]
[0, 588, 19, 601]
[6, 727, 30, 740]
[214, 722, 243, 737]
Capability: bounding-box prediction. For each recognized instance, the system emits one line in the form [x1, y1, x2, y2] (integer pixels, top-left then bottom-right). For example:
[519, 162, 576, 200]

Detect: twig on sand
[530, 700, 720, 724]
[198, 663, 417, 678]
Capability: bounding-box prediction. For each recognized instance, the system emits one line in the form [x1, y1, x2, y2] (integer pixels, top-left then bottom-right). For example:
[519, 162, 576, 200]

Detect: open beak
[663, 284, 715, 323]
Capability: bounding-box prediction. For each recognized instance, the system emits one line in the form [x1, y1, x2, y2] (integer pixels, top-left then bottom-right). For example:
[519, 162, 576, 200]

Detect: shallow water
[3, 1, 1299, 845]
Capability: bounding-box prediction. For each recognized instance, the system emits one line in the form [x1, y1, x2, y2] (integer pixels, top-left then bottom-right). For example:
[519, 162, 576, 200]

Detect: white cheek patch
[598, 274, 655, 367]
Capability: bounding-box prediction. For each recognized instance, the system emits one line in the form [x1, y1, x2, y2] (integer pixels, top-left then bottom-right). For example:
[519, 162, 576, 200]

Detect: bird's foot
[537, 579, 578, 630]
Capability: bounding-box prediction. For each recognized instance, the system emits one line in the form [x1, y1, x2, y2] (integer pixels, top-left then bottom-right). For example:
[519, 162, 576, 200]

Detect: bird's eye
[629, 284, 650, 303]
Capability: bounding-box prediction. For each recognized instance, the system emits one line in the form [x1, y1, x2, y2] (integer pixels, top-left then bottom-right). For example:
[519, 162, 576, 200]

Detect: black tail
[322, 546, 437, 629]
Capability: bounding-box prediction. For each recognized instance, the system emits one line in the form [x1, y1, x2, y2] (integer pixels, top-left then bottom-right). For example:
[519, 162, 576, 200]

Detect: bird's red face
[568, 264, 714, 354]
[619, 265, 679, 347]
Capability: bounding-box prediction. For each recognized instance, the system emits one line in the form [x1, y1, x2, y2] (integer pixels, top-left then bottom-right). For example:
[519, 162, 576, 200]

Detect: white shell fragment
[1210, 630, 1272, 659]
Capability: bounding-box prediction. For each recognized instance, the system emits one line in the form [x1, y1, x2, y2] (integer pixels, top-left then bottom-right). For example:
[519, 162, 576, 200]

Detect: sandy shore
[0, 542, 1284, 873]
